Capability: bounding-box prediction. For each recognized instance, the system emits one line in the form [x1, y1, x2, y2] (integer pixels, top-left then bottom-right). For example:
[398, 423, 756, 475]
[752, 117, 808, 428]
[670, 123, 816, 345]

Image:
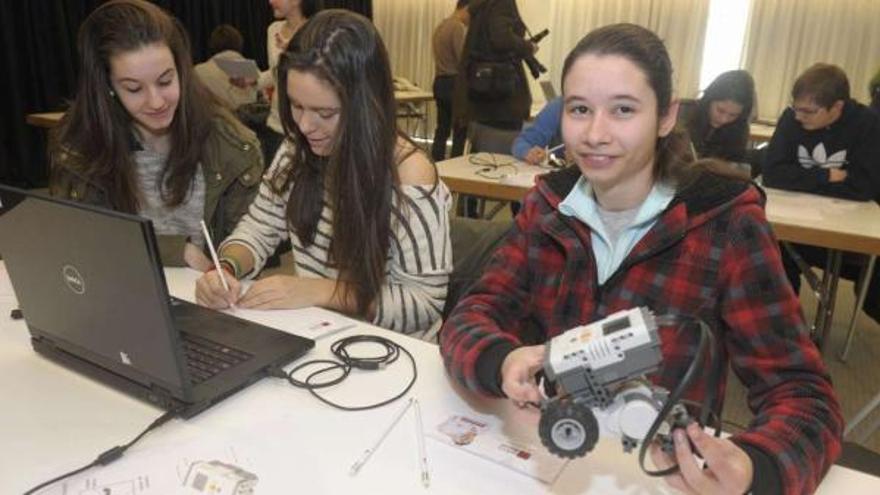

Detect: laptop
[0, 185, 314, 418]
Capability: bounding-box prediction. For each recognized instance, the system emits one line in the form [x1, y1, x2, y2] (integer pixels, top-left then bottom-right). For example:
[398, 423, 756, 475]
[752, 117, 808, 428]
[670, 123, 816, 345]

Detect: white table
[763, 187, 880, 355]
[395, 88, 434, 140]
[437, 153, 551, 201]
[1, 264, 877, 494]
[749, 122, 775, 145]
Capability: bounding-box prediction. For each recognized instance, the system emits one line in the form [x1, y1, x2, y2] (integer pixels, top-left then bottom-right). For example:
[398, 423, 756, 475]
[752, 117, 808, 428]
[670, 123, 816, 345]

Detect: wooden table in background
[749, 122, 775, 145]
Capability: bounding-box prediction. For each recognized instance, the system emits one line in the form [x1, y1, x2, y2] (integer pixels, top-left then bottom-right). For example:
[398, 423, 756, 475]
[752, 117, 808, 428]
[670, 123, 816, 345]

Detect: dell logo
[61, 265, 86, 295]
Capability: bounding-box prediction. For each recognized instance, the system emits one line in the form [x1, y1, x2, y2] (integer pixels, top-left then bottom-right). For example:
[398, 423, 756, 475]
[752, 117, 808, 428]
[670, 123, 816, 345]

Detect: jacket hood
[536, 165, 763, 232]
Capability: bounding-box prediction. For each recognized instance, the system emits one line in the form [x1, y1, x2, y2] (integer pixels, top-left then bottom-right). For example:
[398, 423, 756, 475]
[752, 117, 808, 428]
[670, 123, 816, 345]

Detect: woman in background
[680, 69, 755, 163]
[50, 0, 262, 269]
[256, 0, 321, 164]
[196, 10, 452, 337]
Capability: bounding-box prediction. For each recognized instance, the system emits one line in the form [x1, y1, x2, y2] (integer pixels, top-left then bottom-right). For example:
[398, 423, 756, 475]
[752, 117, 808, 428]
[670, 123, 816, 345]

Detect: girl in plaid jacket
[440, 24, 842, 495]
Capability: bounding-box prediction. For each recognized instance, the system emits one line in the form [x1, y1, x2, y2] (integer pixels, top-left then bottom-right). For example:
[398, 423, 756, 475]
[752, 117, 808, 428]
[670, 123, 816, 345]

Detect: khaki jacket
[50, 114, 264, 266]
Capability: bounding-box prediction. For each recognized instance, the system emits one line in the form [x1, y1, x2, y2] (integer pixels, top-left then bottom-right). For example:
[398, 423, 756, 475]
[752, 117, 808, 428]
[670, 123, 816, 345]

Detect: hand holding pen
[195, 221, 242, 309]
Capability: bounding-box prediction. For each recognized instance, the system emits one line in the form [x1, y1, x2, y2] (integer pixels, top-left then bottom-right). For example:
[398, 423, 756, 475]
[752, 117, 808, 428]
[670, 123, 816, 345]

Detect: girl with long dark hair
[681, 69, 755, 162]
[50, 0, 263, 270]
[196, 10, 452, 336]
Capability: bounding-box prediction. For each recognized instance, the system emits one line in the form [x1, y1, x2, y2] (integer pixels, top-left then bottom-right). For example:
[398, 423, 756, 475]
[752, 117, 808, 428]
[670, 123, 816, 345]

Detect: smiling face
[109, 43, 180, 140]
[708, 99, 744, 129]
[562, 54, 677, 209]
[286, 69, 342, 156]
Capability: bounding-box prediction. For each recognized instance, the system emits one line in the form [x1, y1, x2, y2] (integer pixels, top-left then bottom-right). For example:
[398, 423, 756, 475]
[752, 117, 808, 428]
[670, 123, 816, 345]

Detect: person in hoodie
[440, 23, 841, 495]
[763, 63, 880, 326]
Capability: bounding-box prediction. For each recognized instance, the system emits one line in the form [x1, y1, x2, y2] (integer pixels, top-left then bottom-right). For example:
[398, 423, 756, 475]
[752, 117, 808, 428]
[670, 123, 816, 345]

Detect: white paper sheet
[426, 412, 569, 484]
[0, 262, 14, 298]
[33, 436, 262, 495]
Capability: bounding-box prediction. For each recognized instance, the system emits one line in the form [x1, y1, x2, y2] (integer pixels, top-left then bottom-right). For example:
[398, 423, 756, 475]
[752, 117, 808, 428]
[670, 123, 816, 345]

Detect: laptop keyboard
[180, 332, 253, 384]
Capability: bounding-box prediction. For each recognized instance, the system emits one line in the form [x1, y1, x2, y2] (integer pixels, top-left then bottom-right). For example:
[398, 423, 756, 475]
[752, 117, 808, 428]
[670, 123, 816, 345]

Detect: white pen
[413, 398, 430, 487]
[199, 220, 230, 293]
[350, 398, 415, 476]
[547, 142, 565, 154]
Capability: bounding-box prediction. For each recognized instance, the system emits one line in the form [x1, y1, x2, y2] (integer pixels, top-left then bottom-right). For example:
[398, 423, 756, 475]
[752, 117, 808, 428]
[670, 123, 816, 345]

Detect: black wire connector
[23, 408, 179, 494]
[272, 334, 418, 411]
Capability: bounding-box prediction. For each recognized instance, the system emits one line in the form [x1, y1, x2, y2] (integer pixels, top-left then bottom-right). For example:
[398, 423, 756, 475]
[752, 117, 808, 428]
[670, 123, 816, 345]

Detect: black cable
[23, 408, 179, 494]
[467, 153, 519, 180]
[272, 334, 418, 411]
[638, 315, 722, 477]
[467, 152, 517, 169]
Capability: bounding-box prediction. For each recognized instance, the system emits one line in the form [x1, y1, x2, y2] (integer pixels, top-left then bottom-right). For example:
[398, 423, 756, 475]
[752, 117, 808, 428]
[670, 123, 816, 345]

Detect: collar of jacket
[532, 165, 762, 264]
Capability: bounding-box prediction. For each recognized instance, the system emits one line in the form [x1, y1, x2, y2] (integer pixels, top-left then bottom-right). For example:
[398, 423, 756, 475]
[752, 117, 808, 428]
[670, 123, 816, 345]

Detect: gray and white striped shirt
[221, 147, 453, 335]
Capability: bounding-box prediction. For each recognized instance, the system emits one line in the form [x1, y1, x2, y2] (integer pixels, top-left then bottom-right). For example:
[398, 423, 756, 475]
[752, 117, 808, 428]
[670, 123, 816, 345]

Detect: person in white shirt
[257, 0, 320, 164]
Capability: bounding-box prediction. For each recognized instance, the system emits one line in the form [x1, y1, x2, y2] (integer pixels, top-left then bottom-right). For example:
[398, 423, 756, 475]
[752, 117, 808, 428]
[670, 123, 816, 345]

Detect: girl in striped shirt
[196, 10, 452, 336]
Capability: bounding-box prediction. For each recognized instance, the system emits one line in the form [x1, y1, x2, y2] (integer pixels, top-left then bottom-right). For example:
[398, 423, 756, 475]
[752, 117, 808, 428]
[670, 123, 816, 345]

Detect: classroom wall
[375, 0, 880, 125]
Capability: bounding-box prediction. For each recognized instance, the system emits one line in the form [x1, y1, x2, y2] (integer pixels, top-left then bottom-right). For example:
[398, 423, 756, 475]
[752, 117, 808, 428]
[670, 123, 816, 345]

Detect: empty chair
[459, 122, 522, 218]
[466, 121, 521, 155]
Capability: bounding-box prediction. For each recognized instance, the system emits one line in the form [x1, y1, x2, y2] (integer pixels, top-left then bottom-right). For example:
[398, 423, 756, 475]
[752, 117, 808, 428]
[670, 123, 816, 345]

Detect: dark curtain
[325, 0, 372, 18]
[1, 0, 372, 189]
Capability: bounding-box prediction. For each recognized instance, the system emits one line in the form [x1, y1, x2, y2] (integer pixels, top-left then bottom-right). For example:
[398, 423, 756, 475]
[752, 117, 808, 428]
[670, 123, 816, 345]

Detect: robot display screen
[602, 316, 631, 335]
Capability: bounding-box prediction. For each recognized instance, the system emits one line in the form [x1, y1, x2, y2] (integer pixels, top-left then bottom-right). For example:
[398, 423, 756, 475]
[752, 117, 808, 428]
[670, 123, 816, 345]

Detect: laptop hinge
[147, 383, 176, 410]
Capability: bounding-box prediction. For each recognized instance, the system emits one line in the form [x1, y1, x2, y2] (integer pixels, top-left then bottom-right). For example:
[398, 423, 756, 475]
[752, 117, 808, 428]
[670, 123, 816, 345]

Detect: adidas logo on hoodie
[797, 143, 847, 169]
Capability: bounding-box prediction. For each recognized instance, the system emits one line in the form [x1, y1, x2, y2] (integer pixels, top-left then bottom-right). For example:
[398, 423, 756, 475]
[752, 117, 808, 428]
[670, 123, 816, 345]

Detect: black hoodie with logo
[763, 99, 880, 203]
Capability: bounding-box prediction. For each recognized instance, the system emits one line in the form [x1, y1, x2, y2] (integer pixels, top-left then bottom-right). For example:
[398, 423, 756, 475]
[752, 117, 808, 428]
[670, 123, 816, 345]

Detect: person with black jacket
[454, 0, 536, 132]
[764, 63, 880, 326]
[870, 67, 880, 114]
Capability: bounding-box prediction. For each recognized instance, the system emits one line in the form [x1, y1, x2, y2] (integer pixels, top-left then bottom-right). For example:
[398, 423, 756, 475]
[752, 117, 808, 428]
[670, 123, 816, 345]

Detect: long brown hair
[49, 0, 216, 213]
[274, 9, 414, 316]
[561, 23, 696, 185]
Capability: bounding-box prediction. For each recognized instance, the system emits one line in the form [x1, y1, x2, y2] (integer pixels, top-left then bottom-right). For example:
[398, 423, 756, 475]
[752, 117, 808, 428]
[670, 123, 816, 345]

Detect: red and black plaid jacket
[440, 167, 842, 494]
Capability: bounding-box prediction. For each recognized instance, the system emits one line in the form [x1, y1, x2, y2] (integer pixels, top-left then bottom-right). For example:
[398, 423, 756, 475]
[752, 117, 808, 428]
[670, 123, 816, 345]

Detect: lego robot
[538, 307, 693, 459]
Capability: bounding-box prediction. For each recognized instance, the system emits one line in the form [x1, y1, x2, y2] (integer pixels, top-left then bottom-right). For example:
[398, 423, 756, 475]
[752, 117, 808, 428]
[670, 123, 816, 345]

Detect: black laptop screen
[0, 186, 188, 393]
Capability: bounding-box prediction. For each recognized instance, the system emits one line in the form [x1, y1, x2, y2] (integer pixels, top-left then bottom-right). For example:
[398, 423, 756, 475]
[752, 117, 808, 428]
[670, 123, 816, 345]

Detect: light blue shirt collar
[558, 176, 675, 284]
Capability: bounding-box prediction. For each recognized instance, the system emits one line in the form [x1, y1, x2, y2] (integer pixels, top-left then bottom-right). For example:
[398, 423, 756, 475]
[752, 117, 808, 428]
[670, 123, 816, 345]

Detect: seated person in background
[194, 24, 258, 110]
[440, 23, 842, 495]
[511, 96, 564, 165]
[195, 10, 453, 337]
[764, 63, 880, 325]
[49, 0, 263, 270]
[679, 69, 755, 163]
